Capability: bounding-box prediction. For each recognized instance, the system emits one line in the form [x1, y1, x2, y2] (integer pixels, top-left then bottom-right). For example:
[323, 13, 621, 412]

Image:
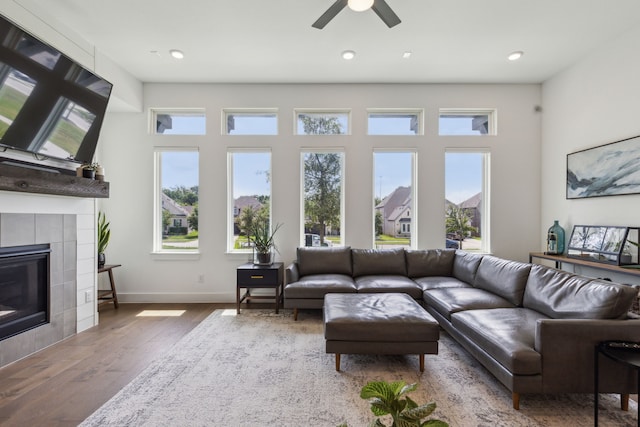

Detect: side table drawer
[237, 268, 278, 286]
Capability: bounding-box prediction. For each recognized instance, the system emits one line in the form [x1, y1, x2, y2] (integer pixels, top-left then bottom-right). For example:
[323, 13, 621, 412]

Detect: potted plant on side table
[249, 219, 282, 265]
[97, 211, 110, 268]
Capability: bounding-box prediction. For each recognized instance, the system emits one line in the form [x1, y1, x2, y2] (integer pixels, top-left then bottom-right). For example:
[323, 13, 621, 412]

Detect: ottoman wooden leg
[419, 354, 424, 372]
[335, 354, 341, 371]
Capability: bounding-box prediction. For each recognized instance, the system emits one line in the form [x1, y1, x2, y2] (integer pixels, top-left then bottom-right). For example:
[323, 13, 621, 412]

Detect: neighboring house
[376, 186, 411, 237]
[459, 192, 482, 236]
[162, 193, 190, 234]
[233, 196, 263, 234]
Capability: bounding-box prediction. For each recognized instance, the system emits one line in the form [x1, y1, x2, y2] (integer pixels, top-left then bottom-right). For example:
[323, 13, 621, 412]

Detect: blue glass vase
[546, 220, 565, 255]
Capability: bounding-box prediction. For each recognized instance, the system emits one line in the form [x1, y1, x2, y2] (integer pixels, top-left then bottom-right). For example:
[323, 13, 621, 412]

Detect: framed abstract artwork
[566, 134, 640, 199]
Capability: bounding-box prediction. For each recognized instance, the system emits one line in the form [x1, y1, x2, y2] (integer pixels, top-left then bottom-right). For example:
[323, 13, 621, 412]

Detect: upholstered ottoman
[323, 293, 439, 371]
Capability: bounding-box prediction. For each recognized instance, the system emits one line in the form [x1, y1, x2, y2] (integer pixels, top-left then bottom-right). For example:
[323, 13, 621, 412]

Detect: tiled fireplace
[0, 213, 78, 368]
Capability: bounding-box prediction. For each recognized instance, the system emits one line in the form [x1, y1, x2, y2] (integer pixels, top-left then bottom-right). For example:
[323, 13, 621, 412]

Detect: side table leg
[236, 286, 241, 314]
[107, 269, 119, 308]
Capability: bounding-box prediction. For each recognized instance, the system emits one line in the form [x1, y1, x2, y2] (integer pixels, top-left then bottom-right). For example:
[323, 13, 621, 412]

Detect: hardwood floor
[0, 303, 228, 427]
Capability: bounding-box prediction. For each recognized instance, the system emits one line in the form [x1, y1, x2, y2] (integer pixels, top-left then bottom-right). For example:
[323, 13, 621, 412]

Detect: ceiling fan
[312, 0, 401, 29]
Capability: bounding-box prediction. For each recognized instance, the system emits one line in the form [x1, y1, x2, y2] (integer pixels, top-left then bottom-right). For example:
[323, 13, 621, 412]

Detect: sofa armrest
[286, 262, 299, 284]
[535, 318, 640, 393]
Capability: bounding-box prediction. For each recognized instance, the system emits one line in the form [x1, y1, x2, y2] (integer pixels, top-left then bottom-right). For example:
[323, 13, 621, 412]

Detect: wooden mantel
[0, 162, 109, 198]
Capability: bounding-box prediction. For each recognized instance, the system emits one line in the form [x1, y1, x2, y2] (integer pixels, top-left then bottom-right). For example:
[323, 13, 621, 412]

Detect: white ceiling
[13, 0, 640, 84]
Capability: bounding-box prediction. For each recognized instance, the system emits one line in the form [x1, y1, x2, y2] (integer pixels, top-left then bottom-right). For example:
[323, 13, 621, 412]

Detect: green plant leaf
[422, 421, 449, 427]
[369, 399, 391, 416]
[361, 381, 396, 402]
[403, 402, 436, 420]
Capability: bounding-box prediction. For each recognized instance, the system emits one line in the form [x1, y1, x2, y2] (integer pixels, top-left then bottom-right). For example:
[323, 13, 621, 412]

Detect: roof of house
[162, 193, 189, 217]
[377, 186, 411, 219]
[234, 196, 263, 212]
[460, 192, 482, 209]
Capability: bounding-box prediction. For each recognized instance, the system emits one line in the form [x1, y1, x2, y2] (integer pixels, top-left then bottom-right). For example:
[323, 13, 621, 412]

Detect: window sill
[150, 251, 201, 261]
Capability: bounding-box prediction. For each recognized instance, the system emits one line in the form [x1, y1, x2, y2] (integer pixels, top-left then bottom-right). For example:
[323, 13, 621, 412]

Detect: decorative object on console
[567, 225, 639, 265]
[97, 211, 110, 267]
[545, 220, 565, 255]
[249, 220, 282, 265]
[81, 163, 99, 179]
[567, 134, 640, 199]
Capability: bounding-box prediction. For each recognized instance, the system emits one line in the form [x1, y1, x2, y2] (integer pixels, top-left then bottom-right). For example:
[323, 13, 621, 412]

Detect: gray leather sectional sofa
[283, 246, 640, 409]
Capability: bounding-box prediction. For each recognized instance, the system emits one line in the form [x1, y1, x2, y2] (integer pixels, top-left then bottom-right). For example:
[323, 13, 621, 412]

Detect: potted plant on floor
[339, 380, 448, 427]
[249, 219, 282, 265]
[97, 211, 110, 267]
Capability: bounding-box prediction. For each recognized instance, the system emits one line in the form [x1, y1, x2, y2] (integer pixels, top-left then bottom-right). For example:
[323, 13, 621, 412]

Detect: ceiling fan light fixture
[342, 50, 356, 60]
[348, 0, 374, 12]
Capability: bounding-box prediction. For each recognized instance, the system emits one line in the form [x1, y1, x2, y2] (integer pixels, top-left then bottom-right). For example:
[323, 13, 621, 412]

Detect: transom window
[368, 109, 423, 135]
[223, 109, 278, 135]
[295, 110, 350, 135]
[151, 109, 206, 135]
[439, 109, 496, 135]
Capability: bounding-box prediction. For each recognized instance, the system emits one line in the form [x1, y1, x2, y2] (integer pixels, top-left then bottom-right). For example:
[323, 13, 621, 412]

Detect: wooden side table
[236, 262, 284, 314]
[594, 341, 640, 426]
[98, 264, 121, 308]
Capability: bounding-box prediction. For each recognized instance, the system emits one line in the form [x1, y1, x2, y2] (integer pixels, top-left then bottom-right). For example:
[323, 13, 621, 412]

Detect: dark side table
[594, 341, 640, 426]
[236, 262, 284, 314]
[98, 264, 121, 309]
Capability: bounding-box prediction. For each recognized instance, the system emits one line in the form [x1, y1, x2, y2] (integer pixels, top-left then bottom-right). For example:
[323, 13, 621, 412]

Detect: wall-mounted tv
[0, 14, 112, 171]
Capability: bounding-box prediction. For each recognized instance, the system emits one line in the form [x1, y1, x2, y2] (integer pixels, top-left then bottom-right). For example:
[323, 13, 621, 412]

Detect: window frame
[222, 108, 279, 135]
[438, 108, 497, 136]
[300, 148, 346, 248]
[294, 109, 351, 135]
[153, 147, 200, 255]
[444, 148, 491, 253]
[150, 108, 206, 135]
[373, 149, 417, 249]
[227, 148, 273, 253]
[367, 108, 424, 136]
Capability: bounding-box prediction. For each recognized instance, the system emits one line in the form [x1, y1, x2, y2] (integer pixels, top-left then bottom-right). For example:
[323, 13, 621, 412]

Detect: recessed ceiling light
[402, 51, 412, 59]
[342, 50, 356, 60]
[508, 51, 523, 61]
[169, 49, 184, 59]
[348, 0, 374, 12]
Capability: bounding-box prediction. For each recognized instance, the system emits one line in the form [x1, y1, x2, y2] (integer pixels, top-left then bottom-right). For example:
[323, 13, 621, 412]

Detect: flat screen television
[0, 14, 112, 172]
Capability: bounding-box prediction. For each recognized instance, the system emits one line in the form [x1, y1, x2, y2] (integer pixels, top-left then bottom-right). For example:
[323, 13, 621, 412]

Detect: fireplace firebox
[0, 244, 50, 341]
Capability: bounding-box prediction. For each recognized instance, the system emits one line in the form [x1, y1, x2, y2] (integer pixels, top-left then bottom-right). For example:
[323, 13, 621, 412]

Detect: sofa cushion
[413, 276, 472, 292]
[474, 256, 531, 306]
[355, 275, 423, 299]
[523, 264, 637, 319]
[452, 250, 482, 284]
[284, 274, 356, 299]
[352, 248, 406, 277]
[423, 287, 515, 321]
[406, 249, 455, 278]
[451, 308, 546, 375]
[297, 246, 352, 277]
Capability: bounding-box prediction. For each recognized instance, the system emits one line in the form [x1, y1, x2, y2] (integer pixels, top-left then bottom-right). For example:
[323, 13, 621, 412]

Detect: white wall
[541, 24, 640, 284]
[99, 83, 541, 303]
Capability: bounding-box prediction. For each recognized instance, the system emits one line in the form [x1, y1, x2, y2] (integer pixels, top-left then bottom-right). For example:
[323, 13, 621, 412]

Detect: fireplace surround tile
[0, 212, 78, 368]
[0, 213, 36, 246]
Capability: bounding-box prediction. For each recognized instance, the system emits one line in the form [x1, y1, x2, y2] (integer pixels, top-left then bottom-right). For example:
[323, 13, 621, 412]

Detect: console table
[529, 252, 640, 279]
[236, 262, 284, 314]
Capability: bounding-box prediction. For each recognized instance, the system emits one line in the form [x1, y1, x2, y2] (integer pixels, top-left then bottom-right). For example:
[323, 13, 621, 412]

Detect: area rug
[80, 309, 637, 427]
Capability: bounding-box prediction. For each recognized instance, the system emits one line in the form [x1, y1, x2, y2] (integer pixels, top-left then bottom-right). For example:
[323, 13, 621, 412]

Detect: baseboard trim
[117, 292, 236, 304]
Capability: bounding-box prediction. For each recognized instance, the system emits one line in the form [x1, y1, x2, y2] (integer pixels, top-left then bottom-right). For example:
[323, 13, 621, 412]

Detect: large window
[439, 109, 496, 135]
[301, 150, 344, 247]
[374, 151, 415, 249]
[368, 109, 423, 135]
[154, 149, 199, 252]
[223, 109, 278, 135]
[228, 150, 272, 252]
[295, 110, 350, 135]
[151, 109, 206, 135]
[445, 150, 490, 253]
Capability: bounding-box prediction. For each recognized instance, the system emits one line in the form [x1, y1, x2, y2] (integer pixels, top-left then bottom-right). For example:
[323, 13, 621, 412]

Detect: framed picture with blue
[566, 134, 640, 199]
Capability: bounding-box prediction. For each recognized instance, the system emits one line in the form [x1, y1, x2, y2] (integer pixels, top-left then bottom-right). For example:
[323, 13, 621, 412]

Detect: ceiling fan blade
[312, 0, 348, 29]
[371, 0, 401, 28]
